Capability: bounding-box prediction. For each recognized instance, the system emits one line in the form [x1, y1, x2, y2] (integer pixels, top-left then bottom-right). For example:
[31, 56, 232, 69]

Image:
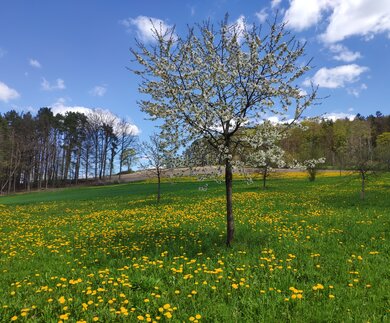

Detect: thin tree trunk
[75, 148, 81, 184]
[27, 170, 31, 191]
[85, 145, 90, 180]
[360, 169, 365, 200]
[262, 167, 267, 190]
[225, 159, 234, 247]
[157, 169, 161, 203]
[119, 151, 123, 180]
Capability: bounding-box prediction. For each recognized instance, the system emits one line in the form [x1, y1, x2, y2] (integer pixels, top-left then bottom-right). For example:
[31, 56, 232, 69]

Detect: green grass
[0, 173, 389, 322]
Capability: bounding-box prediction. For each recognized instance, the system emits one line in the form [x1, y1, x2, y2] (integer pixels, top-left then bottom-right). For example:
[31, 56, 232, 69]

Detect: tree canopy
[131, 14, 317, 246]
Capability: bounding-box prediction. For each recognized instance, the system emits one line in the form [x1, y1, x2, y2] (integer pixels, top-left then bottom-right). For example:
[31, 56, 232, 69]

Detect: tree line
[184, 112, 390, 171]
[281, 112, 390, 171]
[0, 107, 137, 194]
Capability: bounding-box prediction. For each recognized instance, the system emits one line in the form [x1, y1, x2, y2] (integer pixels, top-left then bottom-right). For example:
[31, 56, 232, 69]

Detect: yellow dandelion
[59, 313, 69, 320]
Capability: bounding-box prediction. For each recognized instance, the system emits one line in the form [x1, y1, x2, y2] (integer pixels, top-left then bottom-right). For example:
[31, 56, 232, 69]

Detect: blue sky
[1, 0, 389, 141]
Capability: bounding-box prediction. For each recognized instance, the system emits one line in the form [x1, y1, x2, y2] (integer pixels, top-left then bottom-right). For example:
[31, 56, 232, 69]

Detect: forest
[0, 107, 137, 194]
[1, 107, 389, 195]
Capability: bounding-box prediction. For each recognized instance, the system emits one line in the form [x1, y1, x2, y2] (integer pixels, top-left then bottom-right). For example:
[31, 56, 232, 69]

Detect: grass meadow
[0, 172, 389, 322]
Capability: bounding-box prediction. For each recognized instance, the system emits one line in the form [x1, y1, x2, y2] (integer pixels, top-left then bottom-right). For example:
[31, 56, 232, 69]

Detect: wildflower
[313, 283, 324, 291]
[59, 313, 69, 320]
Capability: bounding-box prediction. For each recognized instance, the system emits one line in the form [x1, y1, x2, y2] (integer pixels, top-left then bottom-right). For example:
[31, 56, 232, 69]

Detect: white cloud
[283, 0, 390, 43]
[283, 0, 330, 31]
[41, 78, 66, 91]
[0, 81, 20, 103]
[303, 64, 368, 89]
[51, 98, 91, 115]
[347, 83, 368, 97]
[121, 16, 174, 43]
[299, 88, 308, 96]
[231, 15, 247, 43]
[51, 98, 140, 135]
[321, 0, 390, 43]
[271, 0, 282, 9]
[89, 85, 107, 97]
[255, 8, 268, 23]
[29, 58, 41, 68]
[324, 112, 355, 121]
[267, 116, 280, 123]
[329, 44, 361, 62]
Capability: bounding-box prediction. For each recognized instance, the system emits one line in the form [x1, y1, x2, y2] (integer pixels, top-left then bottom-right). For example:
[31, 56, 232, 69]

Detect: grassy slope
[0, 173, 389, 322]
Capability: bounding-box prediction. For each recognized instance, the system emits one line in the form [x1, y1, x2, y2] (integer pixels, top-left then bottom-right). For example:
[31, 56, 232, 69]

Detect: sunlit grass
[0, 174, 389, 322]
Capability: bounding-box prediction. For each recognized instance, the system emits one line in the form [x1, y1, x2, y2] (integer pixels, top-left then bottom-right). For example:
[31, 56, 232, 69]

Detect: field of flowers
[0, 173, 389, 322]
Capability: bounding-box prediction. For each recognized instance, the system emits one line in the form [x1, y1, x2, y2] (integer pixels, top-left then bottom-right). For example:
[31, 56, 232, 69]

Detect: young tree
[117, 118, 138, 180]
[244, 121, 286, 189]
[299, 158, 326, 181]
[375, 132, 390, 170]
[140, 133, 167, 203]
[346, 119, 374, 199]
[131, 15, 317, 246]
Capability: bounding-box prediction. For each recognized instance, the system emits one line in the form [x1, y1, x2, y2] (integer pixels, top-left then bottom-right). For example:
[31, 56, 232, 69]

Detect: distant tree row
[282, 112, 390, 170]
[0, 108, 137, 194]
[184, 112, 390, 172]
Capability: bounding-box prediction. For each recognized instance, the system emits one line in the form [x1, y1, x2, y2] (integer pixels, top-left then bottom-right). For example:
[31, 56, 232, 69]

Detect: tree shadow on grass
[316, 187, 390, 211]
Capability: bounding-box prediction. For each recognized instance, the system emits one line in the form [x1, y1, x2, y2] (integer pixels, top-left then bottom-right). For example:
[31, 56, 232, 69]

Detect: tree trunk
[360, 169, 365, 200]
[119, 151, 123, 180]
[157, 169, 161, 203]
[75, 148, 81, 185]
[262, 167, 267, 190]
[225, 159, 234, 247]
[85, 145, 90, 180]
